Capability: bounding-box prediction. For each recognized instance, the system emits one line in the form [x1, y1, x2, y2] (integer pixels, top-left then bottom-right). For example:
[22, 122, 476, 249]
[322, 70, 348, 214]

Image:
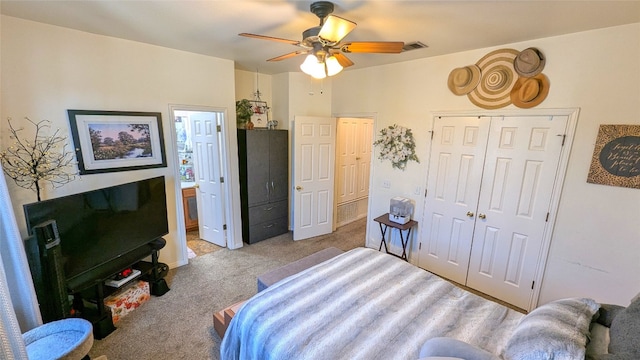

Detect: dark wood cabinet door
[182, 187, 199, 231]
[245, 130, 270, 206]
[269, 130, 289, 203]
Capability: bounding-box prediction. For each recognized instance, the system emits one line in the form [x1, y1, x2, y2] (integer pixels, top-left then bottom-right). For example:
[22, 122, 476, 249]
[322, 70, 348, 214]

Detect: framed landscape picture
[68, 110, 167, 174]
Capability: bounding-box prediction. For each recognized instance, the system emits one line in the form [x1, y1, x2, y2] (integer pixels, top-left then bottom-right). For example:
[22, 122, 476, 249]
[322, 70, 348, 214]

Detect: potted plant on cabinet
[236, 99, 254, 129]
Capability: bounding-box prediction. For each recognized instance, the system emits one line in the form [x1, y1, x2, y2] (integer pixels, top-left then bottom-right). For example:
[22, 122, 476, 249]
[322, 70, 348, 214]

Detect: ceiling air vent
[402, 41, 428, 52]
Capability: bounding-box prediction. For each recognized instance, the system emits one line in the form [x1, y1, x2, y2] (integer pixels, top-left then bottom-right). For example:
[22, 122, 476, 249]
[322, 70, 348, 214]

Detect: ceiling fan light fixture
[300, 54, 327, 79]
[325, 55, 343, 76]
[319, 15, 356, 44]
[243, 1, 402, 75]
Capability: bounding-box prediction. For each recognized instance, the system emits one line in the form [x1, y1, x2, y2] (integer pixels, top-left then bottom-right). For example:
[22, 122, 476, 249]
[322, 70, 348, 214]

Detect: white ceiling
[2, 0, 640, 75]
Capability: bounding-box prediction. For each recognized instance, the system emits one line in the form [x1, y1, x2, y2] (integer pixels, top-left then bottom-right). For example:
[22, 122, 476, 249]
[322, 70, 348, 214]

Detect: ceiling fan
[239, 1, 404, 78]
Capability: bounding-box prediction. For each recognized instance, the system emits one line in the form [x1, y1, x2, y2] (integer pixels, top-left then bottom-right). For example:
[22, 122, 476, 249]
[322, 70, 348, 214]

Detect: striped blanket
[220, 247, 524, 360]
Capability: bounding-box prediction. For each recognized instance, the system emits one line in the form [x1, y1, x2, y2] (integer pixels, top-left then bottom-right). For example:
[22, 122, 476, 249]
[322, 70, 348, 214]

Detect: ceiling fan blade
[239, 33, 300, 46]
[319, 15, 357, 43]
[267, 51, 308, 62]
[333, 52, 354, 68]
[341, 42, 404, 54]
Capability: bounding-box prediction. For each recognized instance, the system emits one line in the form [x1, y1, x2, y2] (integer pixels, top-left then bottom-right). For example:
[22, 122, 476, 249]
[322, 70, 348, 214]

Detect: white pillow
[503, 298, 599, 360]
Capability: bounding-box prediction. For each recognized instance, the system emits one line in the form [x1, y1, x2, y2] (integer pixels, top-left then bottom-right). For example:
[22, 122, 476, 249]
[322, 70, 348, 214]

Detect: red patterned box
[104, 280, 150, 324]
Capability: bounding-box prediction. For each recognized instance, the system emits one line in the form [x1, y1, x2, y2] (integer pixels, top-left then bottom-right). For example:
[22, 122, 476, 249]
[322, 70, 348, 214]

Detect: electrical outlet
[382, 180, 391, 188]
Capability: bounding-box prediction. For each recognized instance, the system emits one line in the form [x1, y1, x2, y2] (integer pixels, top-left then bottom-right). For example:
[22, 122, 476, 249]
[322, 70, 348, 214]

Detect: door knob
[466, 211, 474, 217]
[193, 183, 200, 188]
[478, 213, 486, 219]
[295, 186, 303, 191]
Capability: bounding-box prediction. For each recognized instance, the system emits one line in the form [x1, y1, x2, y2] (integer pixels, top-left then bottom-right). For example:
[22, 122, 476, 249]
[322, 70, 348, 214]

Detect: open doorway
[334, 116, 374, 229]
[170, 106, 228, 260]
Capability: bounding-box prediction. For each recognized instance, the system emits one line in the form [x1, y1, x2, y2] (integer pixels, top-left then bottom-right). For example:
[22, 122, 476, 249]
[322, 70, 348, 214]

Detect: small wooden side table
[374, 213, 418, 261]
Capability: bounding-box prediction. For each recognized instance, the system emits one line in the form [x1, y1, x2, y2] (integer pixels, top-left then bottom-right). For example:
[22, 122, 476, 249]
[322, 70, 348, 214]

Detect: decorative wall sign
[587, 124, 640, 189]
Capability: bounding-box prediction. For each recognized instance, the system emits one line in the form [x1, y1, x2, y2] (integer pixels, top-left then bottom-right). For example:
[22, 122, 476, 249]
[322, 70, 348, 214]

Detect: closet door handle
[296, 186, 303, 191]
[478, 213, 487, 219]
[466, 211, 474, 218]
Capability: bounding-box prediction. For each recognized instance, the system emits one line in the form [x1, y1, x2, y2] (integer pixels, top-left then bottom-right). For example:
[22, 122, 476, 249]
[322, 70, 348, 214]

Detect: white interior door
[419, 116, 491, 284]
[466, 115, 567, 309]
[336, 117, 373, 203]
[336, 119, 358, 205]
[190, 111, 226, 247]
[355, 119, 373, 200]
[293, 116, 336, 241]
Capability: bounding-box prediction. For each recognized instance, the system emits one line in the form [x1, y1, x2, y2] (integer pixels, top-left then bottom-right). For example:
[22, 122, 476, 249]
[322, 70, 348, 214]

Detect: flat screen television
[24, 176, 169, 291]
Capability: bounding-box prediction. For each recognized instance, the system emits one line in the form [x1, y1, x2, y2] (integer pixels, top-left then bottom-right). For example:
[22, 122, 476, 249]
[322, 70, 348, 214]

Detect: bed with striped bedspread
[220, 247, 524, 360]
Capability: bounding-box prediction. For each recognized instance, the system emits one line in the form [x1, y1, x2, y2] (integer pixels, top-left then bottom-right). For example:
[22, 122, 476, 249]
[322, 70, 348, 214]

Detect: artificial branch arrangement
[373, 124, 420, 170]
[0, 117, 76, 201]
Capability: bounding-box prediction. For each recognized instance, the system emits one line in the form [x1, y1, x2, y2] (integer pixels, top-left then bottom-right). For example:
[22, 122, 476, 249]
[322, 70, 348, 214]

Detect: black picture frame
[68, 110, 167, 175]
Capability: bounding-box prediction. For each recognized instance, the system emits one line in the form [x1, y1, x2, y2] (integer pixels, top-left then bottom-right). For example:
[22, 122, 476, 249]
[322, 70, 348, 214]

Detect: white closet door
[336, 118, 374, 204]
[467, 115, 567, 309]
[355, 119, 373, 200]
[336, 119, 358, 204]
[418, 116, 491, 284]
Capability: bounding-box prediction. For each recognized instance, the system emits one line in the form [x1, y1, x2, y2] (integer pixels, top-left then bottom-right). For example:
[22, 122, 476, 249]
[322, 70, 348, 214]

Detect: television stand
[138, 238, 170, 296]
[71, 237, 170, 339]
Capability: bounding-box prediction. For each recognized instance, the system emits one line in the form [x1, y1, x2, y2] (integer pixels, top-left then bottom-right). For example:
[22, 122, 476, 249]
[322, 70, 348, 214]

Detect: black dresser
[237, 129, 289, 244]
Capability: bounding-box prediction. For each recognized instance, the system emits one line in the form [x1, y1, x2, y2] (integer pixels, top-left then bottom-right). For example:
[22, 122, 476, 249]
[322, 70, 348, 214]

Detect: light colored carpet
[88, 218, 366, 359]
[187, 230, 223, 257]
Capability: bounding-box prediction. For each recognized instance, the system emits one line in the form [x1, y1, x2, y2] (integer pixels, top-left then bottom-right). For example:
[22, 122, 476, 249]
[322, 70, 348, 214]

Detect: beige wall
[1, 16, 241, 268]
[235, 69, 273, 108]
[331, 23, 640, 306]
[3, 13, 639, 308]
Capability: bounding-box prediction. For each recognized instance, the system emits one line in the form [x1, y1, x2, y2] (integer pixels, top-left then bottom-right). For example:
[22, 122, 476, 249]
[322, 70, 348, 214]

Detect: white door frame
[332, 114, 376, 231]
[169, 104, 243, 265]
[332, 112, 378, 245]
[422, 108, 579, 310]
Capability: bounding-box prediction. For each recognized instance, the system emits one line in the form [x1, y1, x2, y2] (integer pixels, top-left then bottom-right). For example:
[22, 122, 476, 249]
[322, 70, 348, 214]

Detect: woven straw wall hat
[468, 48, 519, 109]
[514, 48, 546, 77]
[510, 73, 550, 108]
[448, 65, 481, 95]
